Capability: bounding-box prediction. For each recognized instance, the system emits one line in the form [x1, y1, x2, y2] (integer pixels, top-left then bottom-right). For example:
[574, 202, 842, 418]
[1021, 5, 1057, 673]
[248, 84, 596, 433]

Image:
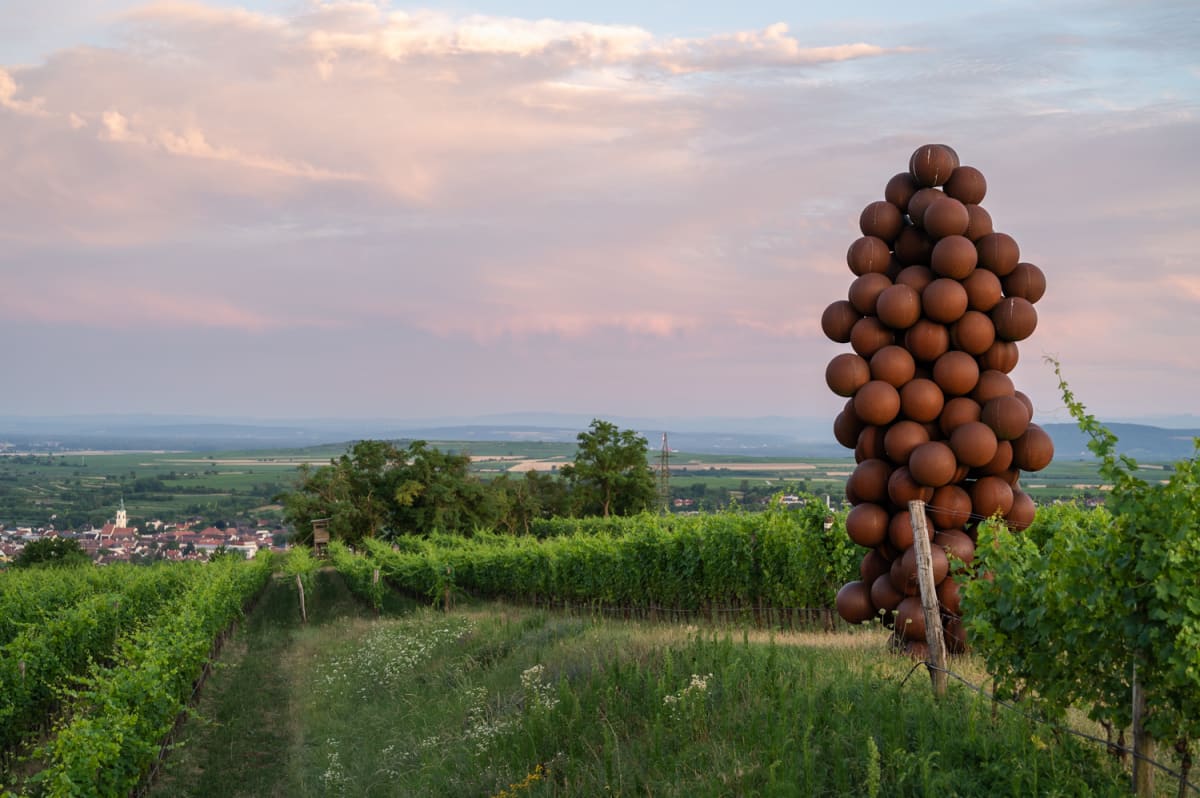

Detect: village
[0, 499, 289, 566]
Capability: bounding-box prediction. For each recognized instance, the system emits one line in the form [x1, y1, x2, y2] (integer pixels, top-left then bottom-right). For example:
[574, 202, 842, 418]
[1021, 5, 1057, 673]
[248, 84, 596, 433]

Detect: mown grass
[151, 573, 1128, 798]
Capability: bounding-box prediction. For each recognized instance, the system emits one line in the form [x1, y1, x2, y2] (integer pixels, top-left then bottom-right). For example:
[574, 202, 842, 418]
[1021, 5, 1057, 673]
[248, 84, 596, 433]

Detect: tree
[14, 537, 90, 568]
[490, 470, 571, 534]
[281, 440, 499, 542]
[560, 419, 656, 517]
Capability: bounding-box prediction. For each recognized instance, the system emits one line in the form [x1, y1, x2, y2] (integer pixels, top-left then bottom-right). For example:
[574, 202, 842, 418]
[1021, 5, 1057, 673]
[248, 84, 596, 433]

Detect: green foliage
[327, 541, 384, 613]
[27, 556, 271, 796]
[560, 419, 656, 517]
[281, 440, 496, 543]
[360, 500, 858, 613]
[964, 359, 1200, 746]
[0, 565, 203, 764]
[12, 538, 89, 569]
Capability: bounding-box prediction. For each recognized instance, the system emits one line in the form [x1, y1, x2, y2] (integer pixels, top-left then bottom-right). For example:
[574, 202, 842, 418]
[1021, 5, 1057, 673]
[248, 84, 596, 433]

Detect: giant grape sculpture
[826, 144, 1053, 654]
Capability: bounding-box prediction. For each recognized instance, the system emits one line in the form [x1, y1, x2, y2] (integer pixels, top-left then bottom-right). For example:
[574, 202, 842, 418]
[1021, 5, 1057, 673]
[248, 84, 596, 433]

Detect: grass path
[149, 570, 414, 797]
[149, 573, 1131, 797]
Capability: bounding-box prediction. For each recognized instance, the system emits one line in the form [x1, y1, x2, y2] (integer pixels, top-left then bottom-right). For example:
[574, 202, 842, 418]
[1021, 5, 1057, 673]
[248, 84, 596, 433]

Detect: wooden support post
[296, 573, 307, 624]
[1132, 664, 1155, 797]
[372, 568, 381, 616]
[908, 500, 947, 697]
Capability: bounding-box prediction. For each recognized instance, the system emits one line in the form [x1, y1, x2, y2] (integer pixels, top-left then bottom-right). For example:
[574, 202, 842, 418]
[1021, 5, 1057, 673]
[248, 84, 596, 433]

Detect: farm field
[0, 438, 1170, 530]
[149, 569, 1129, 798]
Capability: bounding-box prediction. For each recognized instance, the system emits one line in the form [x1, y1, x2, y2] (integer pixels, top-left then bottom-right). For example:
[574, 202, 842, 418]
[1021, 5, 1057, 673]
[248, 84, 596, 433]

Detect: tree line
[282, 419, 657, 543]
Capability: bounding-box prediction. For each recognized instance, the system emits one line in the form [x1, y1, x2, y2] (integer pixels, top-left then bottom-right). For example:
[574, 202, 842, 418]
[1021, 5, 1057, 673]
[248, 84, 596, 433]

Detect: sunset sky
[2, 1, 1197, 425]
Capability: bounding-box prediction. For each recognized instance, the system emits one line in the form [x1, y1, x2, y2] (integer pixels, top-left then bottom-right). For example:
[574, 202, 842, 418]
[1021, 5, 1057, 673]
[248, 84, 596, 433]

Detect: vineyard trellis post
[1132, 663, 1154, 797]
[908, 500, 947, 697]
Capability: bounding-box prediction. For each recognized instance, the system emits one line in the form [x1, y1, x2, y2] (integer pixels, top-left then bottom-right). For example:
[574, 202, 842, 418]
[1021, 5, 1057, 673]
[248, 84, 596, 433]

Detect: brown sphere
[964, 204, 994, 241]
[929, 484, 973, 529]
[934, 529, 976, 572]
[971, 475, 1015, 518]
[982, 398, 1030, 447]
[971, 370, 1015, 405]
[861, 549, 891, 584]
[902, 544, 949, 588]
[856, 425, 888, 462]
[888, 508, 933, 550]
[977, 232, 1020, 276]
[884, 420, 930, 464]
[871, 572, 905, 614]
[991, 297, 1038, 341]
[900, 378, 945, 423]
[933, 351, 980, 397]
[930, 235, 978, 279]
[945, 616, 968, 653]
[875, 284, 922, 330]
[937, 575, 963, 616]
[847, 458, 893, 505]
[939, 396, 982, 436]
[896, 596, 927, 641]
[895, 264, 935, 293]
[1014, 390, 1035, 419]
[950, 421, 999, 468]
[833, 404, 864, 449]
[962, 269, 1003, 312]
[944, 165, 987, 205]
[848, 272, 892, 315]
[889, 466, 934, 505]
[847, 236, 892, 276]
[826, 353, 871, 397]
[922, 278, 969, 324]
[850, 317, 895, 357]
[860, 200, 905, 242]
[908, 441, 958, 487]
[821, 299, 861, 343]
[885, 172, 920, 212]
[1003, 262, 1047, 303]
[904, 320, 950, 362]
[907, 187, 943, 228]
[846, 502, 890, 547]
[893, 225, 934, 266]
[949, 312, 995, 357]
[870, 345, 916, 388]
[1012, 423, 1055, 472]
[910, 144, 959, 187]
[836, 581, 876, 624]
[889, 551, 918, 597]
[854, 381, 902, 426]
[978, 340, 1020, 373]
[976, 440, 1014, 476]
[1006, 490, 1037, 530]
[923, 197, 970, 239]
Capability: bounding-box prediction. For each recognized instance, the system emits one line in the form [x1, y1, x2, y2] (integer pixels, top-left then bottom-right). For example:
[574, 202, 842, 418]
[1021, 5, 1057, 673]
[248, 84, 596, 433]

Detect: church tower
[116, 498, 128, 529]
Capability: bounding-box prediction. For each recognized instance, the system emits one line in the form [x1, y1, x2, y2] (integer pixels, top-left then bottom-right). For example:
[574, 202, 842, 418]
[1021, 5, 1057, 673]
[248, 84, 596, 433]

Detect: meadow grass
[148, 572, 1129, 798]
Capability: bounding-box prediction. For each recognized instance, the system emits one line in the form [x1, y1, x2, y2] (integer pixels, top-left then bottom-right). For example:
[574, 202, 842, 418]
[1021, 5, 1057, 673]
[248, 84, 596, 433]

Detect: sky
[1, 0, 1197, 424]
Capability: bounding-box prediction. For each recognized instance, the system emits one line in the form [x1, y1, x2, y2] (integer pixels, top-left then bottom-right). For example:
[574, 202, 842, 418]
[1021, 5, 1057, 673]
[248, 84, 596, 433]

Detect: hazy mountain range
[1, 414, 1197, 462]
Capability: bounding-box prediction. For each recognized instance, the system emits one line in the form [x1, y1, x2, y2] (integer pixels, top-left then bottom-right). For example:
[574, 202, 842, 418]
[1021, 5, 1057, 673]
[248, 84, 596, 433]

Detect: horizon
[2, 1, 1197, 422]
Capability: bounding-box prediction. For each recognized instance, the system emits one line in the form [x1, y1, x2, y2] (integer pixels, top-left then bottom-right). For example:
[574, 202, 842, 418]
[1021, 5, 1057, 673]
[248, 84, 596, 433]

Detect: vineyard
[0, 555, 271, 797]
[2, 479, 1196, 795]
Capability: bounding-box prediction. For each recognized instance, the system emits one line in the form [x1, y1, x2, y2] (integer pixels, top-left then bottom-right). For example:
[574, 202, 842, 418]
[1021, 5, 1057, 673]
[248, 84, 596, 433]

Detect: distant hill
[1042, 423, 1199, 463]
[0, 414, 1195, 461]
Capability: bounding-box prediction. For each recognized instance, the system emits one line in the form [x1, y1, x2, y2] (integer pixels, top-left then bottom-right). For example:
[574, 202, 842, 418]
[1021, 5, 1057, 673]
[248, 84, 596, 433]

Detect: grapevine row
[25, 555, 271, 798]
[0, 563, 203, 758]
[360, 503, 861, 614]
[0, 565, 160, 647]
